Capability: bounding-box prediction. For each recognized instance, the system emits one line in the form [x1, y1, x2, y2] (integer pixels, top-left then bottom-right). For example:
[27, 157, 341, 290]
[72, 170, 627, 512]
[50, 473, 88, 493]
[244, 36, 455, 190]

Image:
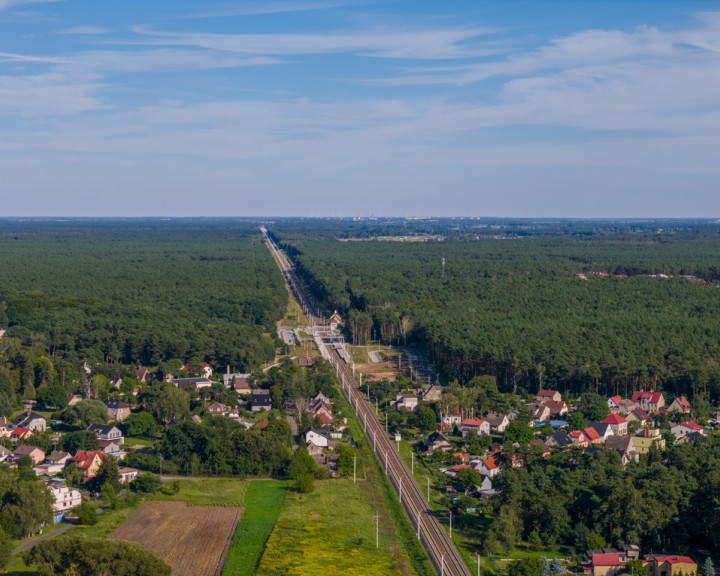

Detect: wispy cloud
[129, 25, 498, 60]
[177, 0, 361, 20]
[59, 25, 109, 35]
[0, 0, 61, 11]
[0, 73, 103, 115]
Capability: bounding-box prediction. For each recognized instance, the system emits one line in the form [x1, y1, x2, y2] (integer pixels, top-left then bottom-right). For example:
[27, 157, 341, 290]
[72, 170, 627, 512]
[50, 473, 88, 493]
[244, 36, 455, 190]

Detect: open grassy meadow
[256, 479, 407, 576]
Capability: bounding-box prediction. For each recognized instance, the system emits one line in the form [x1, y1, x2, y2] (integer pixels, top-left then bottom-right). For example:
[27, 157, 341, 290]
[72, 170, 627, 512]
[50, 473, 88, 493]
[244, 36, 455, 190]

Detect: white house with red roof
[631, 391, 665, 413]
[670, 421, 705, 440]
[666, 396, 692, 414]
[607, 396, 622, 411]
[460, 418, 490, 437]
[475, 456, 500, 478]
[602, 413, 628, 436]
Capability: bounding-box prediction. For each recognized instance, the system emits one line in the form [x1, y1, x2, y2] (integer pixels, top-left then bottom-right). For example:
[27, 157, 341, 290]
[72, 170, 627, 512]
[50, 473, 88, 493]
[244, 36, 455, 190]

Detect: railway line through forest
[262, 227, 472, 576]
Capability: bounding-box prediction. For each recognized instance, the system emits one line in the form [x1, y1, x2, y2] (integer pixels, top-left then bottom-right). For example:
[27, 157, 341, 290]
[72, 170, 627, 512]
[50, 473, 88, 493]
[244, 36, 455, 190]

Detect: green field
[222, 480, 289, 576]
[256, 479, 407, 576]
[152, 478, 248, 507]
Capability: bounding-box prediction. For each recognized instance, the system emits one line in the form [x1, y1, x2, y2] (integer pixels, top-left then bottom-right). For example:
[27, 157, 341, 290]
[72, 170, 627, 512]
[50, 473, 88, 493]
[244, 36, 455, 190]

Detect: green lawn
[151, 478, 248, 507]
[222, 480, 289, 576]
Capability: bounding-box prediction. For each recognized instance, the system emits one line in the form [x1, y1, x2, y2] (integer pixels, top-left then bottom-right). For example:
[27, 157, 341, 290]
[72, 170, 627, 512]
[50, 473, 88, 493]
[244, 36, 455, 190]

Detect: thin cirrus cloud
[59, 25, 110, 35]
[175, 0, 365, 19]
[129, 25, 499, 60]
[0, 0, 61, 10]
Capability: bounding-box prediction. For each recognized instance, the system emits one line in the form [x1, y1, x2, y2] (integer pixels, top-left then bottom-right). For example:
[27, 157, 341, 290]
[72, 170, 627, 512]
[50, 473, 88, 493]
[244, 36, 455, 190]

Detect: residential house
[311, 402, 334, 426]
[423, 385, 444, 402]
[643, 555, 697, 576]
[545, 401, 569, 417]
[424, 432, 452, 452]
[0, 445, 11, 462]
[72, 450, 105, 479]
[592, 553, 624, 576]
[546, 430, 574, 448]
[476, 456, 500, 478]
[135, 366, 152, 384]
[602, 414, 628, 436]
[10, 427, 32, 441]
[626, 408, 653, 427]
[47, 451, 71, 466]
[485, 413, 509, 433]
[105, 399, 131, 422]
[666, 396, 692, 415]
[223, 373, 252, 394]
[46, 479, 82, 517]
[98, 439, 123, 454]
[588, 422, 615, 443]
[168, 414, 202, 426]
[14, 412, 47, 432]
[0, 418, 12, 438]
[182, 362, 213, 379]
[583, 426, 603, 445]
[396, 392, 418, 412]
[441, 411, 462, 427]
[118, 468, 139, 484]
[110, 377, 123, 389]
[536, 390, 562, 403]
[461, 418, 491, 437]
[631, 428, 666, 454]
[34, 460, 67, 476]
[530, 439, 551, 457]
[532, 403, 551, 421]
[251, 389, 272, 412]
[475, 475, 495, 497]
[670, 421, 705, 440]
[569, 430, 589, 448]
[306, 428, 329, 455]
[675, 431, 704, 445]
[605, 436, 638, 465]
[631, 391, 665, 413]
[607, 396, 622, 411]
[12, 445, 45, 465]
[207, 402, 230, 415]
[617, 399, 639, 415]
[170, 377, 213, 391]
[329, 310, 343, 330]
[88, 424, 123, 443]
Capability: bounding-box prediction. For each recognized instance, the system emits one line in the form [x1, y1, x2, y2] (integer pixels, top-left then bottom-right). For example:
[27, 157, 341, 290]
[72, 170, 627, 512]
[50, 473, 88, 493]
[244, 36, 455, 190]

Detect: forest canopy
[271, 219, 720, 402]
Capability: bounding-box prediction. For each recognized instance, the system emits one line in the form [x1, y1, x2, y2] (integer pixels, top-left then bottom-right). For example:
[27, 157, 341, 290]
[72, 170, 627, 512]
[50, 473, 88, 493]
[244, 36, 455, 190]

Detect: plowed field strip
[111, 501, 243, 576]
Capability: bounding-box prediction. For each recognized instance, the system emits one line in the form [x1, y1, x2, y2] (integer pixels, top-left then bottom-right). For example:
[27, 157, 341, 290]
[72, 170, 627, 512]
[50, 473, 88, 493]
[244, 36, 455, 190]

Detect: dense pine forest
[271, 219, 720, 402]
[0, 220, 287, 409]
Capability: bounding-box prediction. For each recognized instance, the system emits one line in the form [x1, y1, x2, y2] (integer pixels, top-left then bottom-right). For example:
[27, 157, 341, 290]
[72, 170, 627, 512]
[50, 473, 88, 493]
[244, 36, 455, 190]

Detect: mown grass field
[222, 480, 289, 576]
[255, 479, 407, 576]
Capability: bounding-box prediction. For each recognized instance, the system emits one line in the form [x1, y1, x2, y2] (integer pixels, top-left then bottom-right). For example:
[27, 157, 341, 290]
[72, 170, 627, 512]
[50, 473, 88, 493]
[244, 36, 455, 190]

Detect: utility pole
[375, 511, 379, 549]
[385, 411, 388, 433]
[441, 554, 445, 576]
[159, 455, 163, 477]
[449, 510, 453, 538]
[353, 455, 356, 483]
[478, 554, 481, 576]
[427, 477, 430, 502]
[417, 511, 421, 540]
[411, 452, 414, 475]
[385, 451, 388, 473]
[399, 477, 403, 504]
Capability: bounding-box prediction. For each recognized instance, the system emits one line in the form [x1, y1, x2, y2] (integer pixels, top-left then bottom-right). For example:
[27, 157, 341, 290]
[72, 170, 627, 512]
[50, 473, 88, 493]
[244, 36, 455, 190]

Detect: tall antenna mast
[441, 257, 446, 279]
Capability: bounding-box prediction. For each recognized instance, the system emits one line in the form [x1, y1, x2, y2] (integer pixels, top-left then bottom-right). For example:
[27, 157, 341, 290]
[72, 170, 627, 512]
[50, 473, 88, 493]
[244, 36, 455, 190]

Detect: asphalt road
[262, 227, 472, 576]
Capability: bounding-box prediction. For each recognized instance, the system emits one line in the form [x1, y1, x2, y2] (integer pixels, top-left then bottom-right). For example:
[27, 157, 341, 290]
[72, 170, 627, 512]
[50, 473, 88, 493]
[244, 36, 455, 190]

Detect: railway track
[262, 227, 472, 576]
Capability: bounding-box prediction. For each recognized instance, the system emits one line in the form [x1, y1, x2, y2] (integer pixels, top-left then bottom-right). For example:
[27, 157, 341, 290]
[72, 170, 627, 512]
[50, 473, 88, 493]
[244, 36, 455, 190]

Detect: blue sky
[1, 0, 718, 217]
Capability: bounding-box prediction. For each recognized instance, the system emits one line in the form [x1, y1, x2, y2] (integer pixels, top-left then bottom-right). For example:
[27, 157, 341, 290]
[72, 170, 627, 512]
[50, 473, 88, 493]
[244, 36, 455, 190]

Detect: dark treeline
[271, 219, 720, 402]
[0, 220, 287, 407]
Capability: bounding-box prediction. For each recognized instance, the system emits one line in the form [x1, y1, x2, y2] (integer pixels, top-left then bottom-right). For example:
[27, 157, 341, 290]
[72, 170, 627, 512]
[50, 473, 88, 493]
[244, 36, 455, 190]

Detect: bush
[76, 501, 98, 526]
